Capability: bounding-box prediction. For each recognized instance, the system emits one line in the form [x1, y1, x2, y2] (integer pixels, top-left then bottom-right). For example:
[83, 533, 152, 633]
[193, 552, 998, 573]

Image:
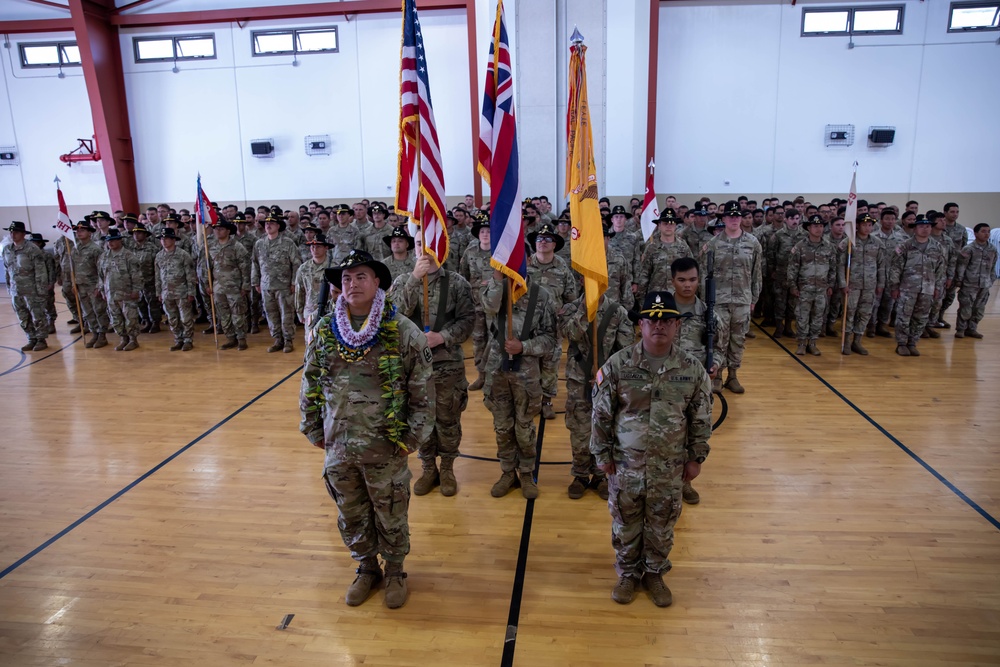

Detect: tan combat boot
[149, 321, 161, 333]
[267, 338, 283, 353]
[724, 369, 745, 394]
[784, 318, 797, 338]
[70, 324, 82, 334]
[807, 340, 821, 356]
[611, 575, 638, 604]
[966, 330, 984, 339]
[32, 340, 48, 352]
[114, 336, 129, 351]
[876, 322, 892, 337]
[413, 461, 439, 496]
[21, 340, 37, 352]
[123, 336, 139, 351]
[541, 400, 555, 420]
[773, 320, 785, 338]
[383, 561, 408, 609]
[283, 340, 294, 353]
[851, 334, 869, 355]
[490, 471, 520, 497]
[907, 345, 920, 357]
[439, 459, 457, 496]
[895, 345, 910, 356]
[93, 333, 109, 349]
[924, 326, 940, 339]
[237, 338, 248, 350]
[594, 476, 609, 500]
[220, 336, 239, 350]
[181, 341, 193, 351]
[567, 476, 588, 500]
[682, 481, 700, 505]
[795, 341, 807, 355]
[643, 573, 673, 608]
[170, 341, 184, 351]
[85, 333, 97, 348]
[345, 558, 382, 607]
[841, 339, 851, 355]
[468, 372, 485, 391]
[520, 472, 539, 500]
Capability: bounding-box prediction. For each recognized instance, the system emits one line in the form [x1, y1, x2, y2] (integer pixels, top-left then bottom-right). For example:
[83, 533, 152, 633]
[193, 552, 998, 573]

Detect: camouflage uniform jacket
[874, 226, 909, 257]
[390, 269, 475, 365]
[768, 227, 805, 280]
[294, 254, 337, 323]
[606, 248, 634, 312]
[2, 241, 47, 297]
[459, 243, 493, 309]
[482, 275, 556, 361]
[944, 222, 968, 252]
[326, 224, 361, 264]
[69, 239, 103, 288]
[251, 235, 301, 291]
[130, 239, 159, 288]
[385, 255, 417, 283]
[825, 233, 849, 287]
[364, 224, 395, 260]
[848, 234, 886, 292]
[637, 238, 692, 303]
[236, 231, 257, 258]
[675, 298, 723, 369]
[299, 309, 435, 466]
[558, 294, 634, 384]
[931, 234, 958, 281]
[608, 230, 642, 284]
[445, 227, 472, 274]
[527, 254, 579, 311]
[683, 225, 713, 257]
[955, 241, 998, 289]
[788, 237, 837, 292]
[702, 231, 763, 305]
[154, 247, 197, 301]
[98, 247, 142, 300]
[590, 341, 712, 485]
[209, 238, 251, 293]
[41, 248, 59, 288]
[889, 237, 946, 295]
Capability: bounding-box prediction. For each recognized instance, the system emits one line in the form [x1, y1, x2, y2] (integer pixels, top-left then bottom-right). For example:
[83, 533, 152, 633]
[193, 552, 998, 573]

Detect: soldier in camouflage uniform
[954, 223, 997, 339]
[68, 221, 111, 348]
[299, 250, 435, 609]
[937, 203, 968, 325]
[637, 211, 692, 305]
[154, 228, 197, 351]
[591, 291, 712, 608]
[558, 292, 633, 501]
[526, 223, 579, 420]
[872, 209, 911, 337]
[841, 215, 885, 356]
[252, 215, 302, 353]
[925, 212, 958, 339]
[483, 270, 556, 499]
[328, 204, 361, 264]
[700, 202, 762, 394]
[3, 222, 50, 351]
[768, 210, 804, 338]
[608, 208, 642, 293]
[299, 223, 319, 264]
[605, 228, 634, 313]
[443, 212, 472, 274]
[754, 206, 784, 326]
[209, 219, 252, 350]
[233, 213, 260, 334]
[382, 226, 417, 283]
[555, 216, 574, 268]
[823, 218, 849, 337]
[788, 215, 837, 356]
[294, 233, 337, 343]
[888, 217, 946, 356]
[682, 203, 714, 257]
[459, 214, 493, 391]
[98, 229, 142, 351]
[54, 229, 83, 332]
[129, 223, 162, 334]
[391, 240, 475, 497]
[364, 204, 394, 260]
[28, 233, 58, 334]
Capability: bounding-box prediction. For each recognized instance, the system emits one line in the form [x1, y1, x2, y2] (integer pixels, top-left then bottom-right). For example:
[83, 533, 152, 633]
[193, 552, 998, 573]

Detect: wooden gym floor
[0, 284, 998, 666]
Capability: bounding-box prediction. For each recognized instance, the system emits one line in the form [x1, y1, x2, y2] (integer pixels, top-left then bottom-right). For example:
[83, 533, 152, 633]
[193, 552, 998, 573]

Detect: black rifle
[704, 250, 716, 373]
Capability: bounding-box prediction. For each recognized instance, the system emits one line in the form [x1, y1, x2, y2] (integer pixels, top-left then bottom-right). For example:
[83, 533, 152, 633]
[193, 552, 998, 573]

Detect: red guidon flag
[53, 179, 75, 244]
[639, 168, 659, 241]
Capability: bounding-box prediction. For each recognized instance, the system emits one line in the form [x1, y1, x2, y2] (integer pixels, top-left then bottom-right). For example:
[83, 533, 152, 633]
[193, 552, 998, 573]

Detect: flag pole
[201, 221, 220, 349]
[840, 238, 852, 350]
[506, 276, 514, 360]
[64, 236, 84, 336]
[415, 130, 431, 333]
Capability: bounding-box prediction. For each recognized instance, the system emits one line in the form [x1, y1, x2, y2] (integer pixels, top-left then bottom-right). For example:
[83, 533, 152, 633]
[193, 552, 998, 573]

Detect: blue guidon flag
[477, 0, 526, 302]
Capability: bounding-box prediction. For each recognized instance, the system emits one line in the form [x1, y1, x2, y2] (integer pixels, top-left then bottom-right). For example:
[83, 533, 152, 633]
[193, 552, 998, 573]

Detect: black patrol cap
[610, 205, 629, 217]
[526, 222, 565, 252]
[325, 249, 392, 290]
[911, 217, 933, 227]
[383, 225, 416, 250]
[720, 201, 742, 217]
[638, 291, 691, 320]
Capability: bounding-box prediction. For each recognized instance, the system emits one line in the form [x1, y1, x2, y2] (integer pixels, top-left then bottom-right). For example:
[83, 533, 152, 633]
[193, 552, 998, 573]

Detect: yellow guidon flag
[565, 38, 608, 323]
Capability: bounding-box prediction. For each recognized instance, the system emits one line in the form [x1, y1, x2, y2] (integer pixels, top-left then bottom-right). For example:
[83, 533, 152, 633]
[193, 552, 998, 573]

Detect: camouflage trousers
[419, 362, 469, 463]
[773, 276, 796, 322]
[844, 286, 877, 335]
[323, 457, 412, 565]
[484, 359, 542, 474]
[795, 289, 828, 342]
[875, 289, 897, 326]
[940, 282, 959, 314]
[540, 334, 563, 400]
[956, 285, 991, 333]
[106, 297, 140, 337]
[472, 308, 488, 372]
[716, 302, 751, 370]
[162, 296, 195, 343]
[825, 286, 844, 328]
[757, 273, 773, 319]
[250, 289, 263, 328]
[895, 290, 934, 346]
[80, 287, 109, 333]
[263, 288, 296, 341]
[565, 377, 600, 479]
[61, 282, 81, 323]
[11, 295, 48, 341]
[44, 289, 57, 326]
[609, 467, 684, 578]
[138, 282, 162, 324]
[214, 287, 248, 340]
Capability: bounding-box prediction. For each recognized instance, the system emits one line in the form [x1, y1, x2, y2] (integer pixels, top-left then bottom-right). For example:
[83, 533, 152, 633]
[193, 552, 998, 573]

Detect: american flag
[195, 174, 218, 227]
[478, 0, 526, 302]
[395, 0, 448, 267]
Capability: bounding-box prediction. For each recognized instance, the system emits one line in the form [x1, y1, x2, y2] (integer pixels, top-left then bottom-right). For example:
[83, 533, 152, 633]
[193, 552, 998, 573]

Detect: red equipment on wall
[59, 135, 101, 166]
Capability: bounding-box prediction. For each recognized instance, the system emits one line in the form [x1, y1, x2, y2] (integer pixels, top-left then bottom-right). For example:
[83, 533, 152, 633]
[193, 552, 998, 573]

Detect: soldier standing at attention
[154, 228, 197, 351]
[98, 229, 142, 351]
[925, 211, 958, 339]
[27, 233, 58, 335]
[3, 221, 50, 351]
[889, 217, 946, 357]
[299, 250, 434, 609]
[390, 239, 475, 497]
[526, 222, 579, 421]
[769, 210, 804, 338]
[700, 201, 762, 394]
[788, 215, 837, 356]
[954, 223, 997, 339]
[636, 211, 692, 305]
[69, 220, 111, 348]
[841, 215, 885, 356]
[937, 202, 968, 326]
[129, 223, 162, 334]
[482, 270, 556, 499]
[872, 209, 911, 337]
[252, 215, 302, 353]
[294, 233, 337, 338]
[558, 290, 634, 500]
[382, 226, 417, 283]
[604, 226, 634, 314]
[459, 213, 494, 391]
[209, 219, 252, 350]
[591, 291, 712, 607]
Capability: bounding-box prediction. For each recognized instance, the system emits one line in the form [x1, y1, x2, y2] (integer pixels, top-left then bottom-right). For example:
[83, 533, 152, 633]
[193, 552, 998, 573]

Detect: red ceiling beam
[68, 0, 138, 212]
[24, 0, 71, 10]
[0, 18, 74, 32]
[110, 0, 465, 27]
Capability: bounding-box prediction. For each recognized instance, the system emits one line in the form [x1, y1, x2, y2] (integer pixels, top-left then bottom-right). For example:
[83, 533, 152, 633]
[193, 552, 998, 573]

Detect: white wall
[655, 0, 1000, 199]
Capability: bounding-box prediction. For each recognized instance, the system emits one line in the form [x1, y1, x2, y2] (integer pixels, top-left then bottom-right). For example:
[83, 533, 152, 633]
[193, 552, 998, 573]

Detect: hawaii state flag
[195, 174, 219, 227]
[639, 168, 659, 241]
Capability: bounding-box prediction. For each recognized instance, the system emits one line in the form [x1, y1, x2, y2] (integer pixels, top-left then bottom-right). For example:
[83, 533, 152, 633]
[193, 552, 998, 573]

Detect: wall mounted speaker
[250, 139, 274, 158]
[825, 124, 854, 147]
[0, 146, 18, 166]
[868, 127, 896, 146]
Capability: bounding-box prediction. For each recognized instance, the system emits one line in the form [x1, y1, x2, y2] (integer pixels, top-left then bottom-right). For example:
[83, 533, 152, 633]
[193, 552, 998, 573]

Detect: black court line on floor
[755, 321, 1000, 532]
[0, 336, 82, 378]
[0, 345, 28, 375]
[0, 365, 304, 580]
[500, 416, 546, 667]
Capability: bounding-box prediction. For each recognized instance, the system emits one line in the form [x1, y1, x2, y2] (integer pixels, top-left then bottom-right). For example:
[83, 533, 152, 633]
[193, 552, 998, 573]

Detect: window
[18, 41, 82, 69]
[133, 34, 216, 63]
[801, 5, 904, 36]
[949, 2, 1000, 31]
[252, 27, 339, 56]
